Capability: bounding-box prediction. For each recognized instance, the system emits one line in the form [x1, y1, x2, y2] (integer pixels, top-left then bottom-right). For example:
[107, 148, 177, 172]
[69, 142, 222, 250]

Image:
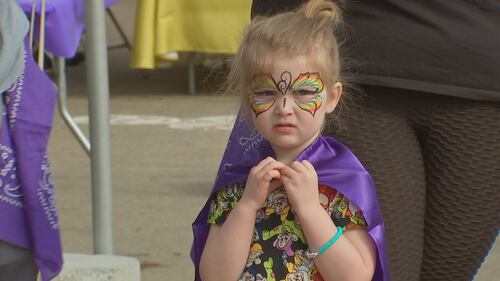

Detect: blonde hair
[225, 0, 346, 102]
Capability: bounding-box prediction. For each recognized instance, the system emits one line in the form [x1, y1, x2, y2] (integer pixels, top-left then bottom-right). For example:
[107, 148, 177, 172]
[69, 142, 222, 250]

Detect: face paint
[277, 71, 292, 94]
[248, 72, 326, 117]
[289, 73, 325, 116]
[248, 74, 278, 117]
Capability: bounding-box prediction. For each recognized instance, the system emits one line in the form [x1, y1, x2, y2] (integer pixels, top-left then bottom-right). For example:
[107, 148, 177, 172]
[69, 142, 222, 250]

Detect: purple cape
[191, 110, 390, 281]
[0, 38, 62, 280]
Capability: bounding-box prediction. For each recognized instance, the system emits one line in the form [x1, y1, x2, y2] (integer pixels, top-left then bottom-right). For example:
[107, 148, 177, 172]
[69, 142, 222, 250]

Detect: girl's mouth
[274, 123, 296, 133]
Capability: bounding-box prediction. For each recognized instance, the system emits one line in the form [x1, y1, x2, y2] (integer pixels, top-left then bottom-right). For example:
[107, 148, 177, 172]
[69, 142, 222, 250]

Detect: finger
[301, 160, 316, 172]
[263, 170, 281, 183]
[280, 174, 291, 185]
[261, 160, 287, 173]
[252, 157, 276, 174]
[257, 161, 287, 180]
[290, 161, 308, 173]
[280, 165, 299, 178]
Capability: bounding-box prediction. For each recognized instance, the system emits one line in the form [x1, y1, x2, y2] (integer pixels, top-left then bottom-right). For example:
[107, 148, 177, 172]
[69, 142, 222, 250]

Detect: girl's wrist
[238, 197, 261, 213]
[294, 202, 324, 222]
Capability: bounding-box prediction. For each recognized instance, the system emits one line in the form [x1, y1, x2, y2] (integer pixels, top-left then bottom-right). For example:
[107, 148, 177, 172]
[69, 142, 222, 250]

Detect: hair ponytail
[302, 0, 343, 25]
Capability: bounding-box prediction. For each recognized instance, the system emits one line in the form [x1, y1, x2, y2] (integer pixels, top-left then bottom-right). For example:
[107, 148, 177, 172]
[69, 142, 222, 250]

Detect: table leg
[188, 52, 196, 95]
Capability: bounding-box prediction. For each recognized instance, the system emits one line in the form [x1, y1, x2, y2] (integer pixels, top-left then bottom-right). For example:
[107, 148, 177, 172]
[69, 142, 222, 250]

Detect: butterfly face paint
[289, 72, 325, 116]
[248, 71, 325, 117]
[248, 74, 279, 116]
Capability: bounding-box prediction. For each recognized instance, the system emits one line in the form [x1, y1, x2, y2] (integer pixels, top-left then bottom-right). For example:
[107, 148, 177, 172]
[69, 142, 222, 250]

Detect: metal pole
[84, 0, 114, 254]
[53, 56, 91, 155]
[188, 52, 196, 95]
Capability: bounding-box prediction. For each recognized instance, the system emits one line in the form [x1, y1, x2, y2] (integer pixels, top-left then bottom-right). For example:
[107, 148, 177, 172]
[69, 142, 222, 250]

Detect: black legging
[325, 85, 500, 281]
[0, 241, 37, 281]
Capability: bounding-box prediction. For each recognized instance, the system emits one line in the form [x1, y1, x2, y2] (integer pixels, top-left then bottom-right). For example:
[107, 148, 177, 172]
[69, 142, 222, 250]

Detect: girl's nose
[275, 95, 293, 116]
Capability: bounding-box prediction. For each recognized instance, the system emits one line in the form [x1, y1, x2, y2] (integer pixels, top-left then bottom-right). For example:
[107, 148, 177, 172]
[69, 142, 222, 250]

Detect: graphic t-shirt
[207, 183, 367, 281]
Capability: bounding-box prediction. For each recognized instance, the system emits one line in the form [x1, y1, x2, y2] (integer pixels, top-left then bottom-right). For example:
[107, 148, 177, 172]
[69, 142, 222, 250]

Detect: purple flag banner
[0, 38, 62, 281]
[191, 110, 390, 281]
[17, 0, 121, 58]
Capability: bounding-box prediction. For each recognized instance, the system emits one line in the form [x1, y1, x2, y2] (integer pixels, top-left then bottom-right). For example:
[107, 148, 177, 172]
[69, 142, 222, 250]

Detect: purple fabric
[0, 38, 62, 281]
[17, 0, 120, 58]
[191, 110, 390, 281]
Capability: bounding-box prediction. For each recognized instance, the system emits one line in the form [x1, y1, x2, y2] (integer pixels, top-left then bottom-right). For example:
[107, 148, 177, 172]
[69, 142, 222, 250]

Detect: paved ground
[46, 0, 499, 280]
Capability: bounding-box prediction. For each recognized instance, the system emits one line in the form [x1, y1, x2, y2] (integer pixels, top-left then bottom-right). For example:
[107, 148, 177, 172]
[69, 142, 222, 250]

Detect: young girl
[192, 1, 389, 280]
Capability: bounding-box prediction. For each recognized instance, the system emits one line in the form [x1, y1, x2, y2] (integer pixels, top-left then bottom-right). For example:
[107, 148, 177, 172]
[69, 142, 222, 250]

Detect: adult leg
[325, 85, 426, 281]
[418, 96, 500, 281]
[0, 240, 38, 281]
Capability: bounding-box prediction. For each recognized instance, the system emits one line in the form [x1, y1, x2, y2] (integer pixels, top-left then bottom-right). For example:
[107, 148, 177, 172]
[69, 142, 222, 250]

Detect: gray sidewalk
[46, 0, 499, 280]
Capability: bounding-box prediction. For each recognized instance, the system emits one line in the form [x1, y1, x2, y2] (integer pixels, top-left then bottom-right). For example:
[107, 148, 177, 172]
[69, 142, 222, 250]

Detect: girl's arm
[297, 205, 377, 281]
[281, 161, 376, 281]
[200, 201, 257, 281]
[200, 157, 286, 281]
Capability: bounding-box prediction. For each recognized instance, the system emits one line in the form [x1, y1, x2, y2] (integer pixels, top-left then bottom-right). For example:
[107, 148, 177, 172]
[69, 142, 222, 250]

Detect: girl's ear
[326, 82, 342, 113]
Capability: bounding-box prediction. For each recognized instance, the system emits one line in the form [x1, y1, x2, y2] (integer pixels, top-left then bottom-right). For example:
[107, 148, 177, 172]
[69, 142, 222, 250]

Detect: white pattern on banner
[37, 155, 59, 230]
[0, 144, 23, 209]
[222, 163, 233, 171]
[5, 52, 26, 130]
[239, 129, 263, 155]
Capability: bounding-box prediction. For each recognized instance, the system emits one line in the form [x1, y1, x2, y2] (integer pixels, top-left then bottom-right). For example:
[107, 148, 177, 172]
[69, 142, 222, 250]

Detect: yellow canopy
[130, 0, 252, 69]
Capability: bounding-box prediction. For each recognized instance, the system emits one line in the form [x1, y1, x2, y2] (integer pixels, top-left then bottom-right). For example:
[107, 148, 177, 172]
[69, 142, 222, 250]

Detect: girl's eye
[253, 91, 277, 97]
[294, 89, 316, 96]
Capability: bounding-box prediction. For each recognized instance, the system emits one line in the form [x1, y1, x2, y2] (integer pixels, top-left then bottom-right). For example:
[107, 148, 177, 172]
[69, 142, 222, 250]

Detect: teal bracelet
[306, 226, 343, 259]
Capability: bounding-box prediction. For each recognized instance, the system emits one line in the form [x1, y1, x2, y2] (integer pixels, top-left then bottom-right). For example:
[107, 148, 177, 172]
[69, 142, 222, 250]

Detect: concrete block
[52, 254, 140, 281]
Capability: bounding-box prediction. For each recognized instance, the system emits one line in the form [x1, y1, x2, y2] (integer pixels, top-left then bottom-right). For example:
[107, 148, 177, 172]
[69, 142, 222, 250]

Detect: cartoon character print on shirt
[254, 228, 260, 241]
[208, 183, 368, 281]
[286, 271, 308, 281]
[262, 219, 306, 245]
[208, 195, 227, 224]
[255, 273, 267, 281]
[285, 249, 316, 281]
[272, 224, 299, 258]
[265, 189, 290, 221]
[263, 257, 276, 281]
[318, 185, 337, 214]
[241, 271, 256, 281]
[248, 243, 264, 267]
[346, 210, 367, 230]
[207, 184, 244, 225]
[240, 265, 271, 281]
[331, 194, 352, 227]
[256, 208, 267, 223]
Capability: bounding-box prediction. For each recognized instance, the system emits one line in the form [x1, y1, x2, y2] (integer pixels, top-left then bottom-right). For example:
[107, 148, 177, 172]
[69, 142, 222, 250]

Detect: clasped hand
[240, 157, 319, 216]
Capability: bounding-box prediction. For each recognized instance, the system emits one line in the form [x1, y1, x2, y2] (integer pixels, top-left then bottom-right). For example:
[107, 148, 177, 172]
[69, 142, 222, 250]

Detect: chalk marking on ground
[73, 114, 236, 130]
